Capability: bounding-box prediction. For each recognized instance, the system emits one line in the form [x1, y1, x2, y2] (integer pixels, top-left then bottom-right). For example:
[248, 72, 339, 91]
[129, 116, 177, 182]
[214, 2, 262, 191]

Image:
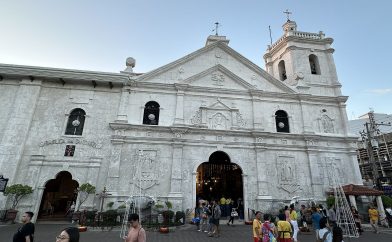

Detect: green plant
[165, 201, 173, 210]
[77, 183, 96, 210]
[381, 195, 392, 208]
[326, 196, 335, 208]
[162, 210, 175, 226]
[107, 201, 114, 208]
[4, 184, 33, 209]
[117, 204, 126, 209]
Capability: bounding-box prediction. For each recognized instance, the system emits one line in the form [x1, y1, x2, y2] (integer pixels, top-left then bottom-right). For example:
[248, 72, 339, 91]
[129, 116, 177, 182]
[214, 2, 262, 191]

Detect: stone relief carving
[191, 110, 202, 125]
[211, 113, 227, 130]
[178, 67, 184, 81]
[211, 72, 225, 86]
[276, 156, 300, 194]
[131, 150, 160, 190]
[236, 112, 246, 127]
[170, 128, 189, 138]
[190, 99, 247, 130]
[321, 114, 334, 133]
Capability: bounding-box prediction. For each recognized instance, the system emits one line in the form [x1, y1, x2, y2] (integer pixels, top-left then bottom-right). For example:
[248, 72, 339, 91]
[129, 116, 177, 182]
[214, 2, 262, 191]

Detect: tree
[77, 183, 96, 210]
[4, 184, 33, 209]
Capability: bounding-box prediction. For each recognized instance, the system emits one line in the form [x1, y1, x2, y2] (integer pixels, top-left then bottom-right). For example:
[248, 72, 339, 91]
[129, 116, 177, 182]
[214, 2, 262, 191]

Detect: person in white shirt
[317, 217, 332, 242]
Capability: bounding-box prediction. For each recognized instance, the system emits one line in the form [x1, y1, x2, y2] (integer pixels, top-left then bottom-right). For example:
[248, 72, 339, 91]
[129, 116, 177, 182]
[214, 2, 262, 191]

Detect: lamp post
[97, 187, 112, 213]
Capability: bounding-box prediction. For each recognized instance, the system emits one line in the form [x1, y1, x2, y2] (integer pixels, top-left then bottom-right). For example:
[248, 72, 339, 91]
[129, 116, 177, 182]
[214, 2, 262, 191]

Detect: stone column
[0, 79, 41, 184]
[242, 173, 249, 221]
[376, 196, 387, 225]
[299, 100, 313, 134]
[107, 142, 123, 193]
[254, 146, 270, 198]
[338, 102, 349, 135]
[306, 150, 320, 198]
[251, 95, 263, 130]
[174, 91, 185, 125]
[116, 86, 130, 122]
[348, 195, 357, 209]
[168, 144, 184, 210]
[31, 186, 45, 223]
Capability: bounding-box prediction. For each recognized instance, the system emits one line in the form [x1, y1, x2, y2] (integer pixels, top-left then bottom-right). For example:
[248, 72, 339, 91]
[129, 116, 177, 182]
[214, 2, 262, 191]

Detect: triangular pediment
[135, 41, 296, 94]
[179, 65, 256, 90]
[204, 99, 234, 110]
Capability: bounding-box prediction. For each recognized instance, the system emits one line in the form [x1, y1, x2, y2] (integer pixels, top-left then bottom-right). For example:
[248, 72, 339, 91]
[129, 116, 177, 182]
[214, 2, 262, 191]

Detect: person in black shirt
[13, 211, 35, 242]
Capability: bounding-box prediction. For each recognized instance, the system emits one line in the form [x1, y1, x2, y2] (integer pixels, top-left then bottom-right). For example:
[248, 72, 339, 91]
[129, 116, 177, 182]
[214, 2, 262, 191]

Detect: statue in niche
[321, 115, 334, 133]
[212, 113, 226, 130]
[281, 162, 294, 181]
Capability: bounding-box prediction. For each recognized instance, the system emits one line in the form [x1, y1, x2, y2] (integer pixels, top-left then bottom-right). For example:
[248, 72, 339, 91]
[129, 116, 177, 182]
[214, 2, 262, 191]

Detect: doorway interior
[196, 151, 243, 213]
[38, 171, 79, 220]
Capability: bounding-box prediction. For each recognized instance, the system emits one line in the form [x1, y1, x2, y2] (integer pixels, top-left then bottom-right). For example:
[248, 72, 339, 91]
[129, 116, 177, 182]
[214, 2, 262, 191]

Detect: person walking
[277, 213, 292, 242]
[311, 206, 322, 240]
[261, 214, 276, 242]
[368, 205, 379, 233]
[13, 211, 35, 242]
[317, 217, 332, 242]
[351, 206, 363, 234]
[252, 211, 262, 242]
[55, 227, 79, 242]
[194, 202, 203, 231]
[289, 204, 299, 242]
[327, 205, 337, 228]
[332, 226, 344, 242]
[200, 201, 210, 232]
[227, 207, 237, 226]
[208, 200, 221, 238]
[124, 213, 146, 242]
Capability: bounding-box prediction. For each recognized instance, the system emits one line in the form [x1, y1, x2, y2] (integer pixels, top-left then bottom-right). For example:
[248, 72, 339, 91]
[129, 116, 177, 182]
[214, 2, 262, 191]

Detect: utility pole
[360, 111, 391, 187]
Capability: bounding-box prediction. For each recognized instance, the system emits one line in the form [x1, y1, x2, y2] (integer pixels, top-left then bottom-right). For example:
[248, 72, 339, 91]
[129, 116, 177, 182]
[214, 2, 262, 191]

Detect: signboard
[0, 175, 9, 192]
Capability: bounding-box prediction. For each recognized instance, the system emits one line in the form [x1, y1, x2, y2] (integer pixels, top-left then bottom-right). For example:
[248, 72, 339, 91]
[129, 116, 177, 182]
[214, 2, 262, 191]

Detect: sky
[0, 0, 391, 119]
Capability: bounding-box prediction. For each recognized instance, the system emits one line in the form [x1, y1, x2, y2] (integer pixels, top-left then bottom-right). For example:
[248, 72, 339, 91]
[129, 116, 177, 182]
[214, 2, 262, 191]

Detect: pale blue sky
[0, 0, 390, 118]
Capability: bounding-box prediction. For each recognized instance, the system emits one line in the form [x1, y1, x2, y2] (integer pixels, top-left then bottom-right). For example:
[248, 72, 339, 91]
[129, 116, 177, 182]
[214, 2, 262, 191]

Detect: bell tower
[263, 19, 341, 96]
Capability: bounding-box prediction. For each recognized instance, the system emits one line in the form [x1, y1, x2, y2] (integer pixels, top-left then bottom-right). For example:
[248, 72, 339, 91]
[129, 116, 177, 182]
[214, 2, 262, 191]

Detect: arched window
[143, 101, 160, 125]
[278, 60, 287, 81]
[309, 54, 321, 75]
[275, 110, 290, 133]
[65, 108, 86, 135]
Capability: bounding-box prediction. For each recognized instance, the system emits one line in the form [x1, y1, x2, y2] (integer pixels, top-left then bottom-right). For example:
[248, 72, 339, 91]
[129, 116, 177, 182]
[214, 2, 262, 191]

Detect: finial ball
[126, 57, 136, 68]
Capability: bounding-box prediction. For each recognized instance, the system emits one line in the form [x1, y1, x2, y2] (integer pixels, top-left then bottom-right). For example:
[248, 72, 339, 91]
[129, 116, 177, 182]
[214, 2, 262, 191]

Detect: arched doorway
[196, 151, 243, 217]
[38, 171, 79, 220]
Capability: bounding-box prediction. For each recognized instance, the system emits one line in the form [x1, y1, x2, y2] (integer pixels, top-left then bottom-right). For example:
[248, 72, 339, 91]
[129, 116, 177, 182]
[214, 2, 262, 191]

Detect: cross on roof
[213, 22, 220, 36]
[283, 9, 292, 21]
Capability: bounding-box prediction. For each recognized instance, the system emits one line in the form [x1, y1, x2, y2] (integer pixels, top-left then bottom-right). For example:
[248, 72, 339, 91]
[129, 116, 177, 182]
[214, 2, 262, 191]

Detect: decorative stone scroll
[211, 72, 225, 86]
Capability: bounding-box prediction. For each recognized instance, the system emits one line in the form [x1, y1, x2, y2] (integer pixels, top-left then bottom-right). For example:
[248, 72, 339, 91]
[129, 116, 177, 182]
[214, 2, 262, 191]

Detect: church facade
[0, 20, 362, 221]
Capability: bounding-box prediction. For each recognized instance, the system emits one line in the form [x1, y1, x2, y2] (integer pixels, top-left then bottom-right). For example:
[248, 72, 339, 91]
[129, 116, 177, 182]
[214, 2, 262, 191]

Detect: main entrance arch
[38, 171, 79, 220]
[196, 151, 243, 215]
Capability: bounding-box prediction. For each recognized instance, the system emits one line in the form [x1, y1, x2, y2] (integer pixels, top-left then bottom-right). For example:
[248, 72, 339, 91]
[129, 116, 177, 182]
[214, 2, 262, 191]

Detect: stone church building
[0, 20, 362, 221]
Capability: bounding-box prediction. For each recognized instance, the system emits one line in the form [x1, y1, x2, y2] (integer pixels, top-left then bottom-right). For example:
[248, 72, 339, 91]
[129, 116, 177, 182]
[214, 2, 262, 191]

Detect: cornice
[0, 63, 128, 84]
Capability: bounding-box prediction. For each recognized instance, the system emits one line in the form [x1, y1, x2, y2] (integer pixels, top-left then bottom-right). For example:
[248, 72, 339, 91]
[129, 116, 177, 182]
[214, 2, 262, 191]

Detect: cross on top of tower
[283, 9, 292, 21]
[213, 22, 220, 36]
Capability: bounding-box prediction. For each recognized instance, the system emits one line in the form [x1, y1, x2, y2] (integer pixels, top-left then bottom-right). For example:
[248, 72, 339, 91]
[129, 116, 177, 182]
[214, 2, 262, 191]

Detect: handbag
[231, 211, 239, 217]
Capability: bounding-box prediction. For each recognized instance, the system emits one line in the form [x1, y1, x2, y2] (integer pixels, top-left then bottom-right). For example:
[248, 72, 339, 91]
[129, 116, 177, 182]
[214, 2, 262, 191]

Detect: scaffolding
[328, 166, 359, 238]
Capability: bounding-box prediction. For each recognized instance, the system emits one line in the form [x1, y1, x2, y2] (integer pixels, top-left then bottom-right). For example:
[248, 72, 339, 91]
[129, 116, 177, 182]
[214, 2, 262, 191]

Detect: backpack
[316, 231, 330, 242]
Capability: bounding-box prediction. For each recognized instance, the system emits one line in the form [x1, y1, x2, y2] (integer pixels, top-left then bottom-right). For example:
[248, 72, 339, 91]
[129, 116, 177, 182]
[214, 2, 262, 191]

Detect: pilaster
[0, 79, 42, 184]
[115, 86, 130, 122]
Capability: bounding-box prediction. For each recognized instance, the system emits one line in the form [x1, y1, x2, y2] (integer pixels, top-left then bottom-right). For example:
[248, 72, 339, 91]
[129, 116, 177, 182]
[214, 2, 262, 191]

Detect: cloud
[366, 88, 392, 95]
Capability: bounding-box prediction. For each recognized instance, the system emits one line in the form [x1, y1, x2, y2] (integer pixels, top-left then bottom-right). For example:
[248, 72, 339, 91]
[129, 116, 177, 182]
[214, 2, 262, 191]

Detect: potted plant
[158, 201, 173, 233]
[3, 184, 33, 222]
[74, 183, 95, 230]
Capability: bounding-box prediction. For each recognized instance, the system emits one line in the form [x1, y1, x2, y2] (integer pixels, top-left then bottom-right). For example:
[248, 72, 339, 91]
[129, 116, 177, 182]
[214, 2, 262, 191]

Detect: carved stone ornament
[321, 114, 334, 133]
[131, 150, 160, 190]
[190, 99, 247, 130]
[277, 156, 300, 194]
[211, 72, 225, 86]
[170, 127, 189, 138]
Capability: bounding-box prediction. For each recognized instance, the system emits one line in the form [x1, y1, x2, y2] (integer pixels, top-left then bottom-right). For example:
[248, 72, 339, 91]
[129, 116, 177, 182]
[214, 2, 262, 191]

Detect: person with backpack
[277, 213, 292, 242]
[317, 217, 332, 242]
[311, 206, 322, 239]
[208, 200, 221, 238]
[261, 214, 276, 242]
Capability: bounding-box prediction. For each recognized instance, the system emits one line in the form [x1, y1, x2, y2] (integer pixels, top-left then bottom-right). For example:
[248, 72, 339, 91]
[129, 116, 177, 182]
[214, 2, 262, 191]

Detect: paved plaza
[1, 221, 392, 242]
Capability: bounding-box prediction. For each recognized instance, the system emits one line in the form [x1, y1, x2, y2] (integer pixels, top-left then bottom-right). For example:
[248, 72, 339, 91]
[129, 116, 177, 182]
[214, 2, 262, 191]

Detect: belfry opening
[196, 151, 243, 204]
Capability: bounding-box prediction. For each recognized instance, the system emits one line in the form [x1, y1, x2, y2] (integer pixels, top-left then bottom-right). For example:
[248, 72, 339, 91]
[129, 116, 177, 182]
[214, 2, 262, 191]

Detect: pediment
[135, 41, 296, 94]
[179, 65, 255, 91]
[204, 99, 235, 111]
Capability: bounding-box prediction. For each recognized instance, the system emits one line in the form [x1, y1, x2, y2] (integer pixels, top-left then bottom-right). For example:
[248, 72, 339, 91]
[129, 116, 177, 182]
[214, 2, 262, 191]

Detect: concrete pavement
[1, 221, 392, 242]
